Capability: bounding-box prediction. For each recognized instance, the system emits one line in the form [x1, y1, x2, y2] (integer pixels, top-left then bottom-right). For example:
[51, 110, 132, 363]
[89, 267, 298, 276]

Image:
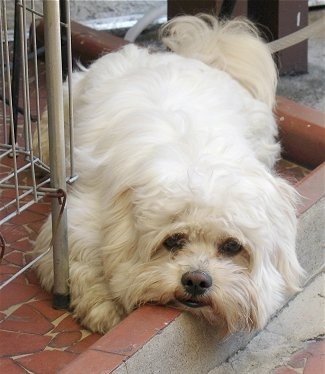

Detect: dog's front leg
[69, 276, 126, 333]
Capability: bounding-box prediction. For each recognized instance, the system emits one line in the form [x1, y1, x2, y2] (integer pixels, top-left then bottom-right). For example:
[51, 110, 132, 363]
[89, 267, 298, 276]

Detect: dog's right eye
[219, 238, 243, 256]
[163, 233, 187, 252]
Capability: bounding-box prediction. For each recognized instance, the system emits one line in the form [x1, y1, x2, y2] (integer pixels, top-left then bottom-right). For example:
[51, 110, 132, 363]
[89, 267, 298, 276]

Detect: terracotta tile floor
[0, 194, 102, 373]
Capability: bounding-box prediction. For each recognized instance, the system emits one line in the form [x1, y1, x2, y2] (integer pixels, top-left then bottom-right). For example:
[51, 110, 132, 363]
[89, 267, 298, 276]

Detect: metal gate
[0, 0, 73, 309]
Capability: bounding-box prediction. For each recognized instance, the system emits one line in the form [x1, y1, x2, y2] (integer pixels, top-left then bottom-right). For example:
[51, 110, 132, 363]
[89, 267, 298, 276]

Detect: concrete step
[209, 272, 325, 373]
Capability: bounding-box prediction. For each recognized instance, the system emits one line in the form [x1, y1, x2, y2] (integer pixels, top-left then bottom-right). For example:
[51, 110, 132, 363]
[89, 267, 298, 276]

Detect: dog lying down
[34, 14, 304, 336]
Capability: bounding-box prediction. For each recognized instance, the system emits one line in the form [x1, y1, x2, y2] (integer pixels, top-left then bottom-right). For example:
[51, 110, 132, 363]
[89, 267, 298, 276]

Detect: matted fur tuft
[160, 14, 277, 108]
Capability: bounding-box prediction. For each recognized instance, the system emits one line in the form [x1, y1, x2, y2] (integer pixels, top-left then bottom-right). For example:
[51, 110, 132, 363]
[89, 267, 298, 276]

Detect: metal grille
[0, 0, 72, 306]
[0, 0, 49, 224]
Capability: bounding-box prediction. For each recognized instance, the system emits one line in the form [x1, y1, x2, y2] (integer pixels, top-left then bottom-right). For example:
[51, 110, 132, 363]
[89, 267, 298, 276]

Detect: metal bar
[10, 0, 22, 146]
[64, 0, 76, 183]
[1, 0, 20, 213]
[17, 4, 43, 18]
[0, 194, 45, 225]
[20, 0, 38, 202]
[30, 0, 42, 159]
[59, 0, 68, 79]
[43, 0, 69, 309]
[0, 246, 51, 290]
[20, 0, 29, 151]
[0, 1, 7, 144]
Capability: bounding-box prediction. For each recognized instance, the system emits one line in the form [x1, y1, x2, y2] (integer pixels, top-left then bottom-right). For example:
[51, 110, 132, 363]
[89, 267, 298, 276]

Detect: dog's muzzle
[179, 270, 212, 308]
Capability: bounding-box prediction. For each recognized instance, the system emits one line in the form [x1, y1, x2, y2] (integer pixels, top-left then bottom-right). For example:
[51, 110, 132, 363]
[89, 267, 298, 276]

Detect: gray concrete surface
[209, 272, 325, 374]
[296, 197, 325, 280]
[277, 9, 325, 111]
[4, 1, 163, 34]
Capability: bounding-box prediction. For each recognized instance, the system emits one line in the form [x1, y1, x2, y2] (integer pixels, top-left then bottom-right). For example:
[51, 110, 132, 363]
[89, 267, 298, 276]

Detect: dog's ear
[101, 188, 138, 275]
[161, 14, 277, 108]
[253, 176, 304, 295]
[270, 178, 305, 292]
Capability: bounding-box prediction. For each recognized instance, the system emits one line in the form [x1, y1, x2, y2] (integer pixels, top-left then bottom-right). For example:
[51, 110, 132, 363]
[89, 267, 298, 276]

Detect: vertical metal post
[43, 0, 69, 309]
[10, 0, 22, 145]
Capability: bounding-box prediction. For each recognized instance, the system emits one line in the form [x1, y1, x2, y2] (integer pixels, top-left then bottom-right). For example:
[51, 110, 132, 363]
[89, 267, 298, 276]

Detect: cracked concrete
[208, 272, 325, 374]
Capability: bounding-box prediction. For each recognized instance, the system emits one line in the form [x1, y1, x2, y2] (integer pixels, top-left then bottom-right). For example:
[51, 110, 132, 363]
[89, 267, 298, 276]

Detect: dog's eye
[219, 238, 243, 256]
[163, 233, 187, 252]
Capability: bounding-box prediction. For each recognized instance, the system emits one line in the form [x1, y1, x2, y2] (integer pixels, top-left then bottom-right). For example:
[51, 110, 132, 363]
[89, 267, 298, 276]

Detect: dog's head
[107, 161, 304, 337]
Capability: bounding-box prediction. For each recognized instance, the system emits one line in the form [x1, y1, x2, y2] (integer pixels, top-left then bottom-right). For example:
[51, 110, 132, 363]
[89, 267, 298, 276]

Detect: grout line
[46, 312, 71, 329]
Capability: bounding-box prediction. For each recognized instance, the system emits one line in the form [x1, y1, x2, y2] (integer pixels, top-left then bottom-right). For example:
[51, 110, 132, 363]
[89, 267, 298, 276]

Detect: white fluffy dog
[34, 14, 304, 335]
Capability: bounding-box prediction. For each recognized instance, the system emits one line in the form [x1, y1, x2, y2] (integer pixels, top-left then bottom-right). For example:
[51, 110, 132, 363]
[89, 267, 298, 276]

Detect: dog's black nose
[181, 270, 212, 296]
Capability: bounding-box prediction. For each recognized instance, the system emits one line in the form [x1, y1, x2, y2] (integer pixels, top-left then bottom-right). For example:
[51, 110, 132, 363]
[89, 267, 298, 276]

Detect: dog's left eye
[163, 233, 187, 252]
[219, 238, 243, 256]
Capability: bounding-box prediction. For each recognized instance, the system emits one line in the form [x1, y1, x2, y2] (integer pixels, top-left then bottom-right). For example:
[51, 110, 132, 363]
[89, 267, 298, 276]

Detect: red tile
[52, 314, 84, 333]
[10, 238, 32, 251]
[1, 224, 29, 244]
[24, 252, 34, 263]
[0, 330, 51, 357]
[59, 349, 126, 374]
[25, 268, 40, 285]
[28, 299, 67, 322]
[16, 350, 78, 374]
[278, 340, 325, 374]
[27, 202, 51, 216]
[274, 368, 297, 374]
[276, 96, 325, 169]
[49, 331, 82, 349]
[304, 340, 325, 374]
[1, 188, 19, 199]
[0, 358, 27, 374]
[306, 339, 325, 355]
[33, 288, 52, 302]
[287, 350, 311, 369]
[295, 163, 325, 215]
[92, 305, 180, 356]
[0, 281, 40, 310]
[304, 354, 325, 374]
[275, 159, 310, 184]
[10, 210, 45, 225]
[0, 304, 54, 334]
[3, 250, 25, 266]
[27, 221, 47, 240]
[66, 333, 102, 354]
[0, 264, 26, 285]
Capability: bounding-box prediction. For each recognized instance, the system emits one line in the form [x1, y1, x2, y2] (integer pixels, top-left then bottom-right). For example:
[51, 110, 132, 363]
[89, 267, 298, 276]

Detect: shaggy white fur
[34, 15, 304, 335]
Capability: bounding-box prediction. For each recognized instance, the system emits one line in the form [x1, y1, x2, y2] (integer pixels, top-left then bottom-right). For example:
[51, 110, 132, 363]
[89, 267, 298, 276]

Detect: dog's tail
[160, 14, 277, 108]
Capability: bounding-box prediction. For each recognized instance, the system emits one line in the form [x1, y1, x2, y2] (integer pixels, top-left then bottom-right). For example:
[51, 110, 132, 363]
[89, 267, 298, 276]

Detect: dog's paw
[76, 300, 125, 334]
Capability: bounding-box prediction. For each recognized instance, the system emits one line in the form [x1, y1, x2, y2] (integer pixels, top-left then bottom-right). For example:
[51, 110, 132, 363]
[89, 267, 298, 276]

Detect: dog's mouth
[177, 298, 210, 309]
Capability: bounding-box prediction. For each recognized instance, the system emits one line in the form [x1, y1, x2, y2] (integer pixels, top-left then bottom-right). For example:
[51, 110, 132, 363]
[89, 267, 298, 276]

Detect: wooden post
[247, 0, 308, 75]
